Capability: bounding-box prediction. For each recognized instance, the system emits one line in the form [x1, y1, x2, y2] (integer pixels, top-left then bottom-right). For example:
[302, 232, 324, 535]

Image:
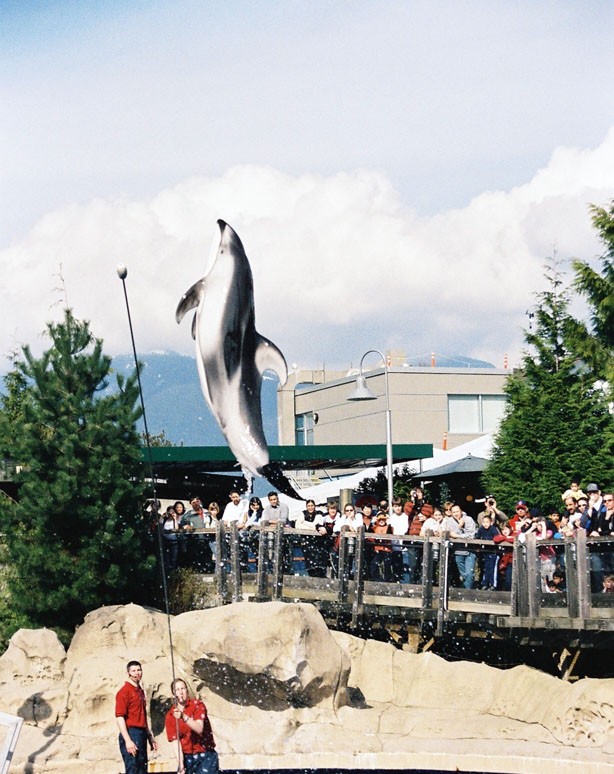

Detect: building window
[448, 395, 506, 434]
[295, 412, 315, 446]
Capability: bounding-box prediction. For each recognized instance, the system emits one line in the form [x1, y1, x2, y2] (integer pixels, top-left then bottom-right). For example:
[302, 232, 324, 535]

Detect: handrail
[165, 525, 614, 629]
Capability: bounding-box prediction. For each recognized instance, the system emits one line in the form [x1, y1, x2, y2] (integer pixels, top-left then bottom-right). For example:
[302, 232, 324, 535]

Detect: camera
[487, 498, 495, 506]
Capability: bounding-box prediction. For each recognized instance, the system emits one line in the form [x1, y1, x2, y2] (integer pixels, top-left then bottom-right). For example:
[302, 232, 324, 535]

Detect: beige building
[278, 365, 509, 451]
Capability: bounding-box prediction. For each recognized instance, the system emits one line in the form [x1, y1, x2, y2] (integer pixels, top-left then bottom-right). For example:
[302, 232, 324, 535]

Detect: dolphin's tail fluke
[258, 462, 303, 500]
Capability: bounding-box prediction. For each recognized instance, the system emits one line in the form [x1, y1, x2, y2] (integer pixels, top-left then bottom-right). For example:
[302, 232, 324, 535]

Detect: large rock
[0, 627, 66, 683]
[172, 601, 350, 710]
[0, 628, 68, 729]
[331, 629, 614, 751]
[62, 604, 174, 739]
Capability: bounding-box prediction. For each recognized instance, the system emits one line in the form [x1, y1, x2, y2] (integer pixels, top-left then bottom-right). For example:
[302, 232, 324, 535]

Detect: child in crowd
[476, 514, 500, 589]
[561, 478, 587, 502]
[493, 524, 514, 591]
[546, 569, 567, 593]
[603, 575, 614, 594]
[368, 511, 393, 582]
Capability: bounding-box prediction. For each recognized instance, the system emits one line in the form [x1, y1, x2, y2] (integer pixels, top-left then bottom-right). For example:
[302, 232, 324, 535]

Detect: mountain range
[109, 351, 280, 446]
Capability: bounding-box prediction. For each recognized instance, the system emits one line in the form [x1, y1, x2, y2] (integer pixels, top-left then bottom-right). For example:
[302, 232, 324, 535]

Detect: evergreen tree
[0, 309, 155, 639]
[567, 200, 614, 391]
[482, 257, 613, 513]
[356, 464, 417, 501]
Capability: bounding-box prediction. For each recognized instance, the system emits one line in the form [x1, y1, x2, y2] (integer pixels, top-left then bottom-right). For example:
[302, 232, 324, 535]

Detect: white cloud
[0, 130, 611, 375]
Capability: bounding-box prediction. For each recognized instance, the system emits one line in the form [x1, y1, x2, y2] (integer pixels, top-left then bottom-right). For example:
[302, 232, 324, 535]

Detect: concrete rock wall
[0, 602, 612, 773]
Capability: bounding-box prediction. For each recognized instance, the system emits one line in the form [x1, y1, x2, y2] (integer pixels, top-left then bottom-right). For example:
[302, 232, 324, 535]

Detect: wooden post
[351, 526, 365, 627]
[512, 537, 526, 616]
[230, 522, 242, 603]
[271, 521, 284, 601]
[338, 529, 349, 603]
[421, 533, 434, 609]
[565, 538, 579, 618]
[526, 532, 541, 618]
[214, 520, 227, 605]
[436, 533, 450, 636]
[575, 530, 592, 619]
[255, 525, 269, 601]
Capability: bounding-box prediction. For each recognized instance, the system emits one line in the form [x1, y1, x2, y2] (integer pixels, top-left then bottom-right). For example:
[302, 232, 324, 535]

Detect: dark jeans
[370, 551, 393, 582]
[480, 553, 499, 588]
[302, 535, 329, 577]
[455, 551, 476, 589]
[187, 534, 214, 573]
[162, 534, 179, 572]
[185, 750, 220, 774]
[119, 727, 148, 774]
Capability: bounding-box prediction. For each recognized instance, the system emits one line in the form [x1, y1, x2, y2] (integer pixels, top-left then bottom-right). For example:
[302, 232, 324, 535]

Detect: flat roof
[295, 366, 509, 394]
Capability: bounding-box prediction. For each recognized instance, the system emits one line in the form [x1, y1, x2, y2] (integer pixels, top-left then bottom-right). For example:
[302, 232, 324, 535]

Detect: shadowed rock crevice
[194, 657, 327, 710]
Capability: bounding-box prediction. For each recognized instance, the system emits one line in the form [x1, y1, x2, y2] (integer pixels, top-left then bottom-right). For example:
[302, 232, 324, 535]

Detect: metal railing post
[421, 534, 434, 609]
[272, 521, 285, 600]
[214, 520, 227, 605]
[255, 525, 269, 600]
[230, 522, 242, 603]
[351, 526, 365, 626]
[436, 533, 450, 636]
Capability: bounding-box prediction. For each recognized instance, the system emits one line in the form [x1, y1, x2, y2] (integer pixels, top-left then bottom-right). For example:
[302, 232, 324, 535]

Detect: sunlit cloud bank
[1, 129, 612, 374]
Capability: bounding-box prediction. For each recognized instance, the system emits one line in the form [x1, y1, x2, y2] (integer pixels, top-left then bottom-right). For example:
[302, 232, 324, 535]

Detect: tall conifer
[483, 256, 613, 512]
[0, 310, 155, 638]
[567, 200, 614, 392]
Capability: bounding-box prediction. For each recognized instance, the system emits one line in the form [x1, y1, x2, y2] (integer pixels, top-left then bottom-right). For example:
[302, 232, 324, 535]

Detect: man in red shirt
[115, 660, 157, 773]
[165, 678, 218, 774]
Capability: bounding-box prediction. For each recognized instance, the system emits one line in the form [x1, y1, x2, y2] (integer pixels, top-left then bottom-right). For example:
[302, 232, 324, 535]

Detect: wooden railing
[163, 523, 614, 633]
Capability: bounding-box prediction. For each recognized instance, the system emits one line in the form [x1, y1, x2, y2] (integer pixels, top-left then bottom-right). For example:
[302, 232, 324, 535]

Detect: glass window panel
[295, 413, 315, 446]
[448, 395, 480, 433]
[481, 395, 507, 432]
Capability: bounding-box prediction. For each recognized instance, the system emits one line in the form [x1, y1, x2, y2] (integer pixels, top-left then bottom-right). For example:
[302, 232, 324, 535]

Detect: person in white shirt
[420, 507, 444, 537]
[221, 490, 247, 524]
[389, 499, 409, 582]
[333, 504, 362, 533]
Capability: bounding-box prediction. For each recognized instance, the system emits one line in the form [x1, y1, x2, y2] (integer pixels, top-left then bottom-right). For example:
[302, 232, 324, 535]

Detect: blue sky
[1, 1, 613, 372]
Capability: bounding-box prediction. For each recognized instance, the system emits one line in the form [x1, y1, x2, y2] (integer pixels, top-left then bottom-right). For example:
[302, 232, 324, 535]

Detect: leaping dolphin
[176, 219, 301, 499]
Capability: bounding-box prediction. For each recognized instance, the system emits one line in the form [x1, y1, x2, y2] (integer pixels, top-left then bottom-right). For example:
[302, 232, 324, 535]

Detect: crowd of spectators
[158, 480, 614, 594]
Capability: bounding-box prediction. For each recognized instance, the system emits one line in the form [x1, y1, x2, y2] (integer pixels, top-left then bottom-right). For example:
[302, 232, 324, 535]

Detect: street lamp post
[347, 349, 394, 509]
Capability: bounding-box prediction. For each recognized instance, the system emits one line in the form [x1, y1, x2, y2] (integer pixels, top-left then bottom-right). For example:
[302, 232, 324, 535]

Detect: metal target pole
[116, 265, 180, 760]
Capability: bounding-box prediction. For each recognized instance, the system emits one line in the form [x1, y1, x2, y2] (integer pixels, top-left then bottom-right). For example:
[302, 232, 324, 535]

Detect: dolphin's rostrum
[176, 219, 301, 499]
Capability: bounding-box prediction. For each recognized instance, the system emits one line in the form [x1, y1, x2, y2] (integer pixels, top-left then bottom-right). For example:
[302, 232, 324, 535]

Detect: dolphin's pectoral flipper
[255, 334, 288, 386]
[176, 279, 206, 324]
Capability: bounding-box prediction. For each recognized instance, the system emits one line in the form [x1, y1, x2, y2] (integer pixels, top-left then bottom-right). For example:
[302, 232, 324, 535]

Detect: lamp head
[347, 375, 377, 401]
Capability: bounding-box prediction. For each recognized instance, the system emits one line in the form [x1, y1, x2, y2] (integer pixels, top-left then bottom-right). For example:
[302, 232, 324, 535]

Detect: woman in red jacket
[165, 679, 218, 774]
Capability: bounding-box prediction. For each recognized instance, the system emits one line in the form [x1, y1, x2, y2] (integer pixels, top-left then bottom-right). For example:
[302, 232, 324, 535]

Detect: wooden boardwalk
[170, 523, 614, 675]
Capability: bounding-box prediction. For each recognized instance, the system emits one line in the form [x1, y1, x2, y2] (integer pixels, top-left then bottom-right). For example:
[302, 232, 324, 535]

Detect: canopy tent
[277, 434, 496, 514]
[414, 453, 490, 480]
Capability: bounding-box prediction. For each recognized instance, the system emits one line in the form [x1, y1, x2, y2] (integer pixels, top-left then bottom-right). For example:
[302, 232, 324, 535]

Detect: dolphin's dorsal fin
[175, 279, 206, 326]
[255, 334, 288, 386]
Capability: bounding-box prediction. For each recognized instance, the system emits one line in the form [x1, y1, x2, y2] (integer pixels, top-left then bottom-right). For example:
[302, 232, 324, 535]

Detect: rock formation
[0, 601, 612, 773]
